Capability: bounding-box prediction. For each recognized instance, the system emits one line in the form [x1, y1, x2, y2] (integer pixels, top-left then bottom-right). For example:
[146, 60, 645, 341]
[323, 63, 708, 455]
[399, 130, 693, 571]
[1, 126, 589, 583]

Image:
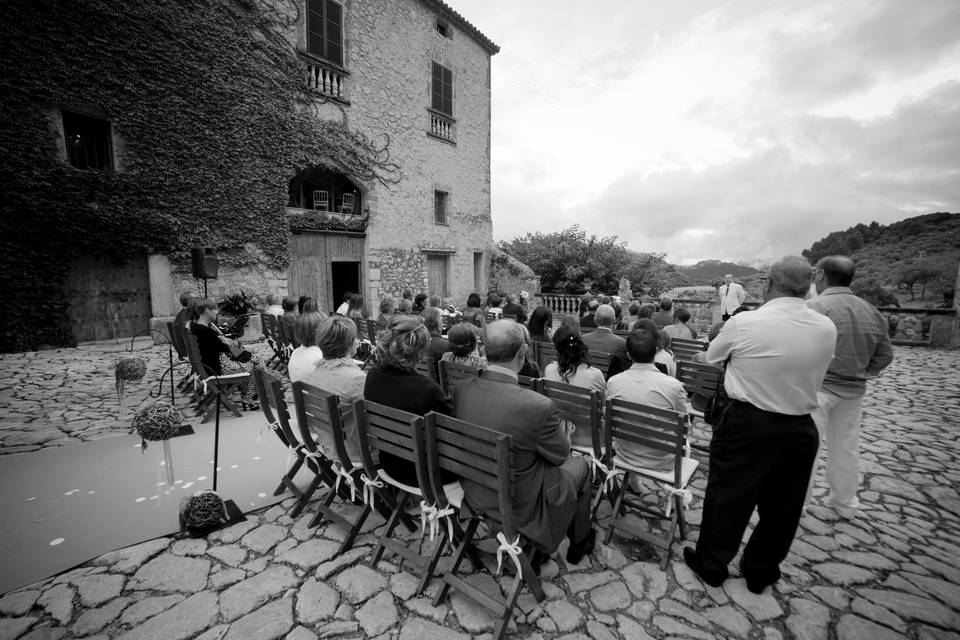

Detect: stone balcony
[300, 52, 349, 104]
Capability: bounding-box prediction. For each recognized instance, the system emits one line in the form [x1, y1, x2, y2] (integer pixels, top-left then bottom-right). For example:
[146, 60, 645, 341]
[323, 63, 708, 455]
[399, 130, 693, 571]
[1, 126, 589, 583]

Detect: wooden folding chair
[676, 360, 724, 452]
[592, 398, 699, 569]
[517, 375, 537, 390]
[424, 413, 545, 640]
[437, 360, 481, 398]
[536, 379, 605, 471]
[353, 399, 457, 594]
[585, 350, 613, 378]
[671, 338, 707, 363]
[260, 313, 286, 370]
[292, 381, 375, 552]
[534, 340, 557, 372]
[276, 317, 297, 357]
[183, 333, 249, 423]
[166, 322, 194, 396]
[415, 354, 437, 383]
[252, 369, 309, 507]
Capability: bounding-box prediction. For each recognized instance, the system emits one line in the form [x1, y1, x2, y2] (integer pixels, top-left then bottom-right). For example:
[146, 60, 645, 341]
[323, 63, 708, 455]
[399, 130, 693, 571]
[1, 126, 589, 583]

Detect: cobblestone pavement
[1, 345, 959, 639]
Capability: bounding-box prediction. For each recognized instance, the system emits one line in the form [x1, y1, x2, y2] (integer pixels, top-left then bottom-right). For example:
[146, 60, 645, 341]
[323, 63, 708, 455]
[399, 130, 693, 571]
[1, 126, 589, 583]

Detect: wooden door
[65, 254, 152, 343]
[427, 254, 448, 297]
[289, 232, 365, 313]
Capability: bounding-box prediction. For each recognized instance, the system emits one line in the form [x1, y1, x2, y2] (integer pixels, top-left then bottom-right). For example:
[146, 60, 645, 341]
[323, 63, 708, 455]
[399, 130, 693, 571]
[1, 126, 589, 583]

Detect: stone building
[0, 0, 509, 349]
[162, 0, 502, 319]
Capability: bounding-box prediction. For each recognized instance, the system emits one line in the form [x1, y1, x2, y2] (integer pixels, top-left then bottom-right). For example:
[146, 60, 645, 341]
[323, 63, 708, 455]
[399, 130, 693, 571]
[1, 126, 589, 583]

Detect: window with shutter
[434, 190, 448, 224]
[431, 62, 453, 116]
[307, 0, 343, 66]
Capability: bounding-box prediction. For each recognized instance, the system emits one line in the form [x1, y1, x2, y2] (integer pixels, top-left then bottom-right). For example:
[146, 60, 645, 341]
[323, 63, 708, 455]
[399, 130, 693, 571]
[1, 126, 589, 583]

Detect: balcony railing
[428, 110, 455, 143]
[302, 54, 349, 103]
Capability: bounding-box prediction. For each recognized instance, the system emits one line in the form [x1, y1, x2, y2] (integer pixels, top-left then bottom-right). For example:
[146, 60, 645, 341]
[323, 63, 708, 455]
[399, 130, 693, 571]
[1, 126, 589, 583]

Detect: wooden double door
[65, 254, 152, 343]
[288, 232, 365, 314]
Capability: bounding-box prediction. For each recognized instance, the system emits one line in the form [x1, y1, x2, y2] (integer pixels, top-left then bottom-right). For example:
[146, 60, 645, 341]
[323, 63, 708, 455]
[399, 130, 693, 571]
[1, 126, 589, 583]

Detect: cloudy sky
[452, 0, 960, 264]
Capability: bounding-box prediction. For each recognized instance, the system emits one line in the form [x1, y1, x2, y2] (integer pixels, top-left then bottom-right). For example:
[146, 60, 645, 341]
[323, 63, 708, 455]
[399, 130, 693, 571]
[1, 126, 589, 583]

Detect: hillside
[674, 260, 760, 285]
[802, 212, 960, 306]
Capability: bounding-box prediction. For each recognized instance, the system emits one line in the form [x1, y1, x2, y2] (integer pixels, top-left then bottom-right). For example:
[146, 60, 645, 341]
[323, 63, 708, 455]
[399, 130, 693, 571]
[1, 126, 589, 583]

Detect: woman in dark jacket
[364, 316, 455, 485]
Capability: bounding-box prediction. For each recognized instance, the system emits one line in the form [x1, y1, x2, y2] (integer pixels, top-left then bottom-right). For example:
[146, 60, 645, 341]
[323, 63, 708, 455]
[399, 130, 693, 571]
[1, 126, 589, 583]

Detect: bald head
[595, 304, 616, 327]
[817, 255, 856, 288]
[767, 256, 813, 298]
[484, 319, 526, 364]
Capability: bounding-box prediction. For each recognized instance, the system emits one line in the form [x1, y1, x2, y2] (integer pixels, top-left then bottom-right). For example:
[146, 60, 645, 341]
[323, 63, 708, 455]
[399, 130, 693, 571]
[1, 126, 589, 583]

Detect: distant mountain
[674, 260, 760, 284]
[802, 212, 960, 305]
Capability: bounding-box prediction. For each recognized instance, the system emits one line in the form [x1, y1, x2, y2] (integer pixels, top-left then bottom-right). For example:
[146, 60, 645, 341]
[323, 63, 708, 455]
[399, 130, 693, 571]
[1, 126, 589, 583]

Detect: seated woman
[440, 323, 487, 370]
[288, 310, 326, 383]
[484, 292, 503, 319]
[190, 298, 263, 405]
[412, 292, 428, 314]
[543, 325, 605, 449]
[517, 323, 541, 379]
[364, 317, 455, 485]
[460, 292, 484, 328]
[303, 316, 367, 462]
[527, 305, 554, 343]
[376, 298, 395, 332]
[346, 294, 366, 321]
[396, 298, 414, 316]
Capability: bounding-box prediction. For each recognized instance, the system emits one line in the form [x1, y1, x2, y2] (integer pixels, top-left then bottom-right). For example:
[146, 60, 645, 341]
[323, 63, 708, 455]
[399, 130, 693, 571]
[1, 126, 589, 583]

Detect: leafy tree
[897, 260, 946, 299]
[851, 277, 898, 307]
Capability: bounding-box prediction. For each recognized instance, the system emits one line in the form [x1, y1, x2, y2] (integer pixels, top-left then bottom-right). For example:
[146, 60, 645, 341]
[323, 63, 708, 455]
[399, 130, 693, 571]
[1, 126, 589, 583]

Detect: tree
[897, 260, 945, 299]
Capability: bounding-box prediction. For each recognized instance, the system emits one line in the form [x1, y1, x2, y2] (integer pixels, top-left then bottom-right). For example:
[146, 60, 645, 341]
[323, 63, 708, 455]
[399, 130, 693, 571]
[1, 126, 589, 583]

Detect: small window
[307, 0, 343, 66]
[431, 62, 453, 116]
[434, 190, 449, 224]
[62, 111, 113, 170]
[474, 252, 485, 291]
[436, 20, 450, 38]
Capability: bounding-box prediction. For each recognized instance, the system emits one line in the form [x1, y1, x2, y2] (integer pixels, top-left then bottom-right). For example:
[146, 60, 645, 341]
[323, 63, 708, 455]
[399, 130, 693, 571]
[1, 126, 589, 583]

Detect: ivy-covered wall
[0, 0, 396, 352]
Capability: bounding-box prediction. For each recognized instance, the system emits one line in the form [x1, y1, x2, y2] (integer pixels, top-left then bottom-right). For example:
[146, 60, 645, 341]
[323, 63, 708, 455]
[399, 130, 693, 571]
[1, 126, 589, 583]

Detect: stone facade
[281, 0, 499, 312]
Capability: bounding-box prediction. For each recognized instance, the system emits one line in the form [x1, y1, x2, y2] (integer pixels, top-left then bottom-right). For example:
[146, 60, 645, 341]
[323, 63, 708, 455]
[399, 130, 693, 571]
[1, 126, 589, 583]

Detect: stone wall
[488, 247, 541, 300]
[169, 259, 288, 309]
[877, 307, 957, 346]
[289, 0, 497, 310]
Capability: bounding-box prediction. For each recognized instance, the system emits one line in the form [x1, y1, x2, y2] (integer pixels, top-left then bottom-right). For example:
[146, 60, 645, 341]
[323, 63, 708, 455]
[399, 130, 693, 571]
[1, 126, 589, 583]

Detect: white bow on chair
[586, 454, 610, 482]
[360, 473, 384, 506]
[602, 466, 626, 496]
[495, 532, 524, 578]
[661, 484, 694, 518]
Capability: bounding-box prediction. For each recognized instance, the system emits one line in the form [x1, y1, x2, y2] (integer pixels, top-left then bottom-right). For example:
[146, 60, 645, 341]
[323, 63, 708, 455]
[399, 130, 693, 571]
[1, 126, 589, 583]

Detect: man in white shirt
[607, 329, 689, 472]
[718, 274, 747, 321]
[685, 256, 836, 595]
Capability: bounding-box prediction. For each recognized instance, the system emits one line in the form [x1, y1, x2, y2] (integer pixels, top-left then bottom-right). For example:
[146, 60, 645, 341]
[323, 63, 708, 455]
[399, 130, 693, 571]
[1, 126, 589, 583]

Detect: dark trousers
[561, 457, 593, 545]
[695, 400, 818, 584]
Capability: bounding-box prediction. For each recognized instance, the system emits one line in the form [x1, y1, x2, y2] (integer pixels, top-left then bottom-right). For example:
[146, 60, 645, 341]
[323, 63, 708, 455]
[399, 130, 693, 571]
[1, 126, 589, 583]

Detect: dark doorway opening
[331, 261, 361, 314]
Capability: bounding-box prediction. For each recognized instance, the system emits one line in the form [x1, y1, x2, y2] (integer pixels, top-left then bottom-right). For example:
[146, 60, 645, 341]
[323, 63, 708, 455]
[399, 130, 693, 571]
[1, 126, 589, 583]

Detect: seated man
[664, 307, 698, 341]
[580, 299, 599, 328]
[581, 304, 630, 377]
[607, 328, 689, 472]
[501, 293, 528, 323]
[652, 296, 674, 329]
[263, 293, 283, 317]
[454, 320, 596, 568]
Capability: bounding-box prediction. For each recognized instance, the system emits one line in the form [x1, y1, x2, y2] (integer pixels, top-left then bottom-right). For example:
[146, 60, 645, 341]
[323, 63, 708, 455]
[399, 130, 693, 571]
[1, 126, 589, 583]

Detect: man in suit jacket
[453, 320, 596, 566]
[500, 293, 528, 323]
[580, 304, 630, 378]
[718, 274, 747, 320]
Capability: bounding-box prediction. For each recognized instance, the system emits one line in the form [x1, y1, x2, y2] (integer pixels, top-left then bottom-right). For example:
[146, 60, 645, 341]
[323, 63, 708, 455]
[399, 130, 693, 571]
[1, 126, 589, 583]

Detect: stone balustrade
[303, 54, 348, 102]
[428, 111, 454, 142]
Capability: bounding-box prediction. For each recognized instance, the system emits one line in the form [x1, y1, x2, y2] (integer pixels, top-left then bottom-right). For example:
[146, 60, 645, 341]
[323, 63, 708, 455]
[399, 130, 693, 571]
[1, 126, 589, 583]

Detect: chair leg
[337, 504, 373, 555]
[418, 527, 449, 596]
[493, 572, 525, 640]
[520, 549, 546, 602]
[604, 473, 631, 545]
[677, 495, 688, 540]
[433, 518, 479, 606]
[370, 492, 407, 568]
[295, 476, 324, 522]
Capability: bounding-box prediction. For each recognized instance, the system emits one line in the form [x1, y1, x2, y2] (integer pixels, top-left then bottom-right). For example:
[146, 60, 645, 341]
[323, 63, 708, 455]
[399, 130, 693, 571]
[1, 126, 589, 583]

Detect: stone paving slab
[0, 344, 959, 639]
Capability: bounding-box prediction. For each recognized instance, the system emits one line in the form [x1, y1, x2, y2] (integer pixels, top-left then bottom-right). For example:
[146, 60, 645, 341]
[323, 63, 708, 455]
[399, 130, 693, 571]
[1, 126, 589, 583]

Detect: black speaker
[191, 248, 219, 279]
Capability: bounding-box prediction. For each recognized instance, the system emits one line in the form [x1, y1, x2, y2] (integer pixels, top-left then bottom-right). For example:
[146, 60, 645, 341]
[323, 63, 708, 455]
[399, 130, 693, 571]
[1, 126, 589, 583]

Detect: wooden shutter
[325, 0, 343, 65]
[431, 62, 453, 115]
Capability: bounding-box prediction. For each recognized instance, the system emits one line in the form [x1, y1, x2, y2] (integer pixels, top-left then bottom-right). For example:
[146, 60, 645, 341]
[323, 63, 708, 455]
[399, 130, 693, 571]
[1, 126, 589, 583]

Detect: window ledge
[427, 131, 457, 146]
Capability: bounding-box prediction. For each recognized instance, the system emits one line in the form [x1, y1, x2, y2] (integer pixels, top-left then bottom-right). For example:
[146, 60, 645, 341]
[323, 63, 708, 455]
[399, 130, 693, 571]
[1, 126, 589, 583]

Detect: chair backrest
[355, 317, 370, 341]
[437, 359, 481, 398]
[340, 193, 355, 214]
[604, 397, 686, 484]
[253, 369, 299, 449]
[313, 190, 329, 211]
[484, 311, 497, 323]
[585, 350, 613, 376]
[534, 340, 557, 371]
[423, 412, 516, 535]
[517, 375, 537, 390]
[537, 379, 603, 458]
[503, 313, 518, 322]
[183, 332, 214, 379]
[415, 353, 437, 382]
[614, 329, 631, 339]
[676, 360, 723, 410]
[671, 338, 707, 363]
[353, 399, 428, 489]
[277, 317, 296, 350]
[167, 321, 187, 360]
[261, 313, 279, 340]
[292, 380, 353, 466]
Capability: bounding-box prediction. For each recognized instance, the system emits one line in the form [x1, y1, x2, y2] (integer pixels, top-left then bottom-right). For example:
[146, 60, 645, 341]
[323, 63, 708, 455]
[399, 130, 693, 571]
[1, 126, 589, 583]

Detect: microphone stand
[152, 360, 246, 534]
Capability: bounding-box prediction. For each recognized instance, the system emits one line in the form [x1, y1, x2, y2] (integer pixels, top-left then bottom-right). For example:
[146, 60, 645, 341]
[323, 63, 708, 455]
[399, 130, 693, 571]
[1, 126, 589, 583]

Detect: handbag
[702, 360, 730, 426]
